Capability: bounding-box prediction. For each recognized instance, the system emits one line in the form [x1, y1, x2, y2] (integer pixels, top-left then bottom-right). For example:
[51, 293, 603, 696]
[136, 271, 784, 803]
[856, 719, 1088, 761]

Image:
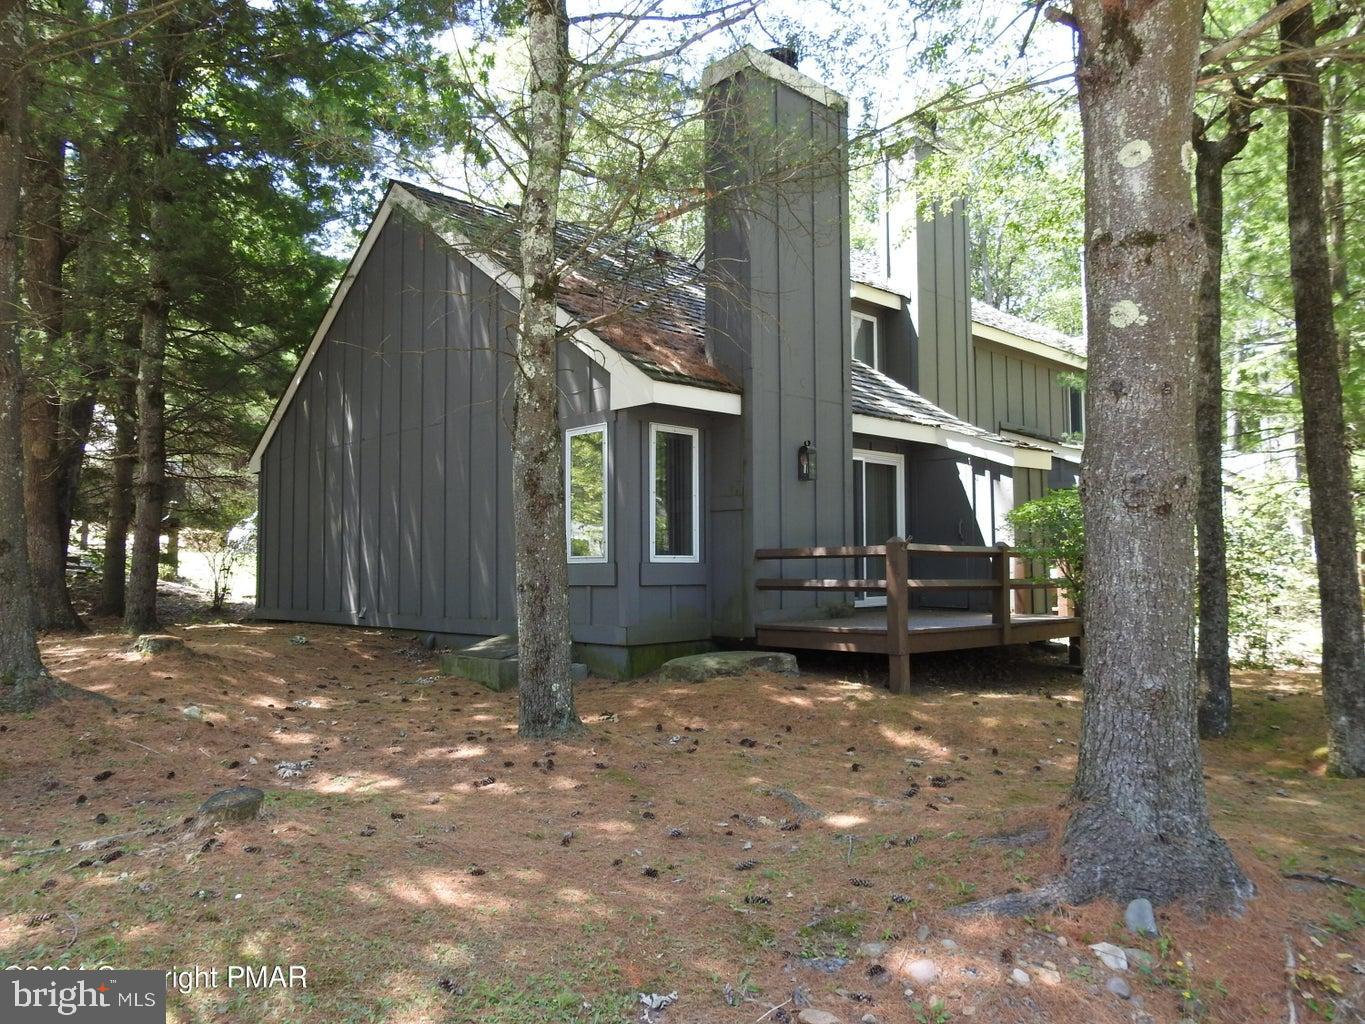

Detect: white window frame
[648, 423, 701, 564]
[565, 423, 609, 564]
[852, 311, 881, 370]
[851, 448, 906, 607]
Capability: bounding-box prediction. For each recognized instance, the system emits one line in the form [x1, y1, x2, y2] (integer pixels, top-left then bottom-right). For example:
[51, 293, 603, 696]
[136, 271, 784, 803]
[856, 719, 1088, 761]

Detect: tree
[122, 4, 179, 634]
[20, 132, 85, 630]
[511, 0, 581, 738]
[0, 0, 85, 710]
[1061, 0, 1251, 907]
[1280, 5, 1365, 776]
[1193, 92, 1258, 738]
[0, 0, 49, 705]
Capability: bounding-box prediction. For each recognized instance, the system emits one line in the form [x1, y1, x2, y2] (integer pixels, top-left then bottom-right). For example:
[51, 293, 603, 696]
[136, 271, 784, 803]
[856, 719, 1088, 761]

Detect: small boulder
[1106, 976, 1132, 1000]
[1035, 968, 1062, 986]
[182, 705, 204, 721]
[904, 959, 939, 985]
[133, 634, 186, 656]
[658, 650, 798, 682]
[857, 942, 887, 958]
[1090, 942, 1127, 972]
[1124, 897, 1159, 937]
[797, 1011, 838, 1024]
[196, 787, 264, 826]
[1009, 968, 1031, 987]
[288, 635, 309, 645]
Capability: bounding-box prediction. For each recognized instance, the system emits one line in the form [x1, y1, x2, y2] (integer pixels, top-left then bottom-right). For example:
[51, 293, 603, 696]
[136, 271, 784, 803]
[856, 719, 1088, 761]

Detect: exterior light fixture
[797, 440, 816, 482]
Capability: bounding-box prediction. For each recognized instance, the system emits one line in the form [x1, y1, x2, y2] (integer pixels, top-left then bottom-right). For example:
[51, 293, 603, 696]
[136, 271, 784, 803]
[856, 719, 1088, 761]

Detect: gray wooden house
[249, 46, 1085, 677]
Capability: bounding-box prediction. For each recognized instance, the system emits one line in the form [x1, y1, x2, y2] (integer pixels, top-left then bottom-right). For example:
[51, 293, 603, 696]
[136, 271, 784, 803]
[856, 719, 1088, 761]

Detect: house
[248, 45, 1085, 678]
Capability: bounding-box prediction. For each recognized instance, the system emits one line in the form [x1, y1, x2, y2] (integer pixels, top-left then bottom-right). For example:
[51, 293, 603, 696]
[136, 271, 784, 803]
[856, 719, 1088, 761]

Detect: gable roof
[398, 182, 736, 393]
[970, 300, 1085, 359]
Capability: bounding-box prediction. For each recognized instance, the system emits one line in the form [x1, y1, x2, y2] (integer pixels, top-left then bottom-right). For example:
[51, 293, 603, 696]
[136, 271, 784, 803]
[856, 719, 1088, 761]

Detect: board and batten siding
[972, 340, 1073, 440]
[703, 61, 855, 635]
[256, 210, 642, 641]
[912, 203, 974, 422]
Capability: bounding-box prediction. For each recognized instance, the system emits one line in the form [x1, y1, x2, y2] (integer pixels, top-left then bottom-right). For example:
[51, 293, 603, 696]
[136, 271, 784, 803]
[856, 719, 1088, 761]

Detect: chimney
[700, 46, 854, 636]
[878, 150, 919, 325]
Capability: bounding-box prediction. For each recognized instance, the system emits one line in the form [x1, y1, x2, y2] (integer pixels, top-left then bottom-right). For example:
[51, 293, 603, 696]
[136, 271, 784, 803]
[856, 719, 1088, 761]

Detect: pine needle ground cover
[2, 624, 1361, 1024]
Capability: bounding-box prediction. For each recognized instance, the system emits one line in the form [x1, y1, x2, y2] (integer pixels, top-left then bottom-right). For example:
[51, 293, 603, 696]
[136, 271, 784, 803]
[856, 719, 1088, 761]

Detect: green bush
[1005, 487, 1084, 610]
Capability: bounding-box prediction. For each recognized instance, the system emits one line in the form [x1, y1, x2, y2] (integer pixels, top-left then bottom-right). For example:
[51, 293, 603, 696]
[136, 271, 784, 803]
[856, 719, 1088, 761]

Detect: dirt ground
[2, 605, 1362, 1024]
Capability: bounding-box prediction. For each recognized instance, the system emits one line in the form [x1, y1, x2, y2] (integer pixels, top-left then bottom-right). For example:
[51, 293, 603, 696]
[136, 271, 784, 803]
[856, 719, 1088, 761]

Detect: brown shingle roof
[397, 181, 738, 393]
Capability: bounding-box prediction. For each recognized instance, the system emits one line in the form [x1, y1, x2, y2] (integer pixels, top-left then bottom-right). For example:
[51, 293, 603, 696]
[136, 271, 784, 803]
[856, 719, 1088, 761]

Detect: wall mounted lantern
[797, 440, 816, 482]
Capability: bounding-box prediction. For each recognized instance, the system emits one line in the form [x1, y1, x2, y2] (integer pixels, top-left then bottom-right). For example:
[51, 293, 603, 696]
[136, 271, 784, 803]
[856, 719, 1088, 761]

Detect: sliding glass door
[852, 450, 906, 607]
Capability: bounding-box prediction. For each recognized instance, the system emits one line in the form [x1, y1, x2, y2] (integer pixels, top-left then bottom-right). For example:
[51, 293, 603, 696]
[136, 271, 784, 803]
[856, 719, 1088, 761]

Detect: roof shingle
[398, 181, 737, 393]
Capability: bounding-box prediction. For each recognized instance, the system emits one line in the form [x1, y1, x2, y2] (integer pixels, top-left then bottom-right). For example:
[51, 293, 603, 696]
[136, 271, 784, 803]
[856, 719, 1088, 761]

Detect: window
[649, 424, 699, 562]
[852, 312, 880, 369]
[1068, 387, 1085, 437]
[565, 424, 608, 562]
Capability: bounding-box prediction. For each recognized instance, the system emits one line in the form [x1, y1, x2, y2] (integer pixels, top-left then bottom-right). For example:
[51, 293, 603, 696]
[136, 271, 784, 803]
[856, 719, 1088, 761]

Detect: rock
[860, 1015, 878, 1024]
[1089, 942, 1127, 971]
[1035, 968, 1061, 986]
[288, 635, 309, 645]
[1124, 898, 1158, 937]
[857, 942, 887, 958]
[797, 1010, 838, 1024]
[1106, 976, 1132, 999]
[658, 650, 798, 682]
[196, 787, 264, 826]
[1123, 948, 1154, 970]
[905, 960, 939, 985]
[1009, 968, 1031, 986]
[939, 938, 959, 950]
[915, 924, 931, 942]
[182, 705, 204, 721]
[133, 633, 186, 655]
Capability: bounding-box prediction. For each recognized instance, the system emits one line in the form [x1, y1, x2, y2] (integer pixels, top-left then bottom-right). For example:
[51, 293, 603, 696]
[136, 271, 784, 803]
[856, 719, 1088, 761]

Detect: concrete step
[439, 634, 588, 691]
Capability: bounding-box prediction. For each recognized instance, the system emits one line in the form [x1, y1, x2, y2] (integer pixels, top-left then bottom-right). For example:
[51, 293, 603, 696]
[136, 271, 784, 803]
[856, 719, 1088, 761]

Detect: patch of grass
[797, 908, 865, 958]
[450, 969, 635, 1024]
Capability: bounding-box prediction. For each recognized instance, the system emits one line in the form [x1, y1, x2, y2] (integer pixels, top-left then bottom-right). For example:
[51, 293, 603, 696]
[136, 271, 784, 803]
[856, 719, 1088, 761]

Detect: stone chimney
[700, 45, 854, 637]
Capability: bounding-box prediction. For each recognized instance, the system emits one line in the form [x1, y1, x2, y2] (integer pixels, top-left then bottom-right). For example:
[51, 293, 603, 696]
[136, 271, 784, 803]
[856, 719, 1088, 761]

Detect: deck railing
[753, 538, 1063, 693]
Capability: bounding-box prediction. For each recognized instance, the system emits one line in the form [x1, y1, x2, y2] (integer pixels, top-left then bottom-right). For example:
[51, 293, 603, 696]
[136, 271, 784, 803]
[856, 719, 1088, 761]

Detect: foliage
[185, 515, 256, 611]
[1005, 487, 1084, 608]
[1223, 478, 1317, 668]
[903, 86, 1085, 335]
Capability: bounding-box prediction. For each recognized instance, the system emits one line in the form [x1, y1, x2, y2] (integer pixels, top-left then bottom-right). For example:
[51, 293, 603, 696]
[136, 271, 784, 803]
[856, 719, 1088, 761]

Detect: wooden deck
[753, 539, 1081, 692]
[756, 607, 1081, 655]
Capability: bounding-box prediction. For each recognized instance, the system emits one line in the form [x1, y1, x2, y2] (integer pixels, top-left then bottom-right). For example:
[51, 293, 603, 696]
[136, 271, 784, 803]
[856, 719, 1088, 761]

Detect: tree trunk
[1193, 107, 1254, 739]
[0, 0, 62, 709]
[96, 365, 136, 616]
[1063, 0, 1251, 908]
[19, 134, 83, 631]
[1280, 9, 1365, 777]
[124, 41, 176, 635]
[124, 218, 169, 634]
[513, 0, 581, 739]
